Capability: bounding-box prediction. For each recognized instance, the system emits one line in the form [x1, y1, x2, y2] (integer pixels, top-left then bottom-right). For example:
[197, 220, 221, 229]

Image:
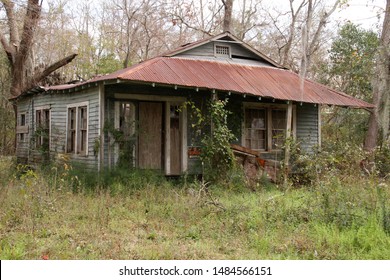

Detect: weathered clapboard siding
[296, 103, 319, 152]
[175, 41, 272, 66]
[176, 42, 214, 57]
[103, 97, 115, 169]
[15, 87, 100, 169]
[15, 99, 31, 162]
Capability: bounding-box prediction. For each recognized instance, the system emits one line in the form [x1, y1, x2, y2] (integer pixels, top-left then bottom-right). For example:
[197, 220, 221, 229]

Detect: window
[244, 105, 293, 152]
[271, 109, 286, 149]
[245, 109, 266, 150]
[35, 108, 50, 150]
[215, 44, 231, 58]
[67, 103, 88, 155]
[19, 113, 26, 142]
[79, 106, 88, 154]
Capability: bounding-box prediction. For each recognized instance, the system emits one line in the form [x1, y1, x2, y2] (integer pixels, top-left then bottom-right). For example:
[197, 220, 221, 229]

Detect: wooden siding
[15, 99, 30, 161]
[175, 41, 271, 66]
[15, 87, 100, 169]
[296, 103, 319, 152]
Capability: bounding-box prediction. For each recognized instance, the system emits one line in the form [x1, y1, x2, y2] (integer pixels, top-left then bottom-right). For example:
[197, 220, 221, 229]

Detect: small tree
[318, 23, 379, 145]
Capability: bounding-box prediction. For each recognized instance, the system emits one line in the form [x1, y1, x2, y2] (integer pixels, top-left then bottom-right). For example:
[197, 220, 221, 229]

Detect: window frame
[35, 106, 51, 150]
[214, 43, 231, 58]
[242, 102, 296, 152]
[18, 113, 27, 142]
[66, 101, 89, 156]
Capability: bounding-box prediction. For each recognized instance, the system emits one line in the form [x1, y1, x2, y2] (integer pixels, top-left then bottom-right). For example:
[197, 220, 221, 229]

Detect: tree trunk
[222, 0, 233, 32]
[364, 0, 390, 151]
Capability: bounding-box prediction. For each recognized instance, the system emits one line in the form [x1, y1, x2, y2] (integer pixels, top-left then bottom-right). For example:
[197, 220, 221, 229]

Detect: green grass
[0, 157, 389, 259]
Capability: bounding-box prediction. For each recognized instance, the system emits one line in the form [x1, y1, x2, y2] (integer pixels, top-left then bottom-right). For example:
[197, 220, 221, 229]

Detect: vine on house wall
[104, 122, 138, 169]
[185, 97, 237, 183]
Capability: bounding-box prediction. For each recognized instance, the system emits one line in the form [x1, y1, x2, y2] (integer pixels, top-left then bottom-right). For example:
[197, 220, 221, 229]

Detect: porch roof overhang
[18, 56, 373, 109]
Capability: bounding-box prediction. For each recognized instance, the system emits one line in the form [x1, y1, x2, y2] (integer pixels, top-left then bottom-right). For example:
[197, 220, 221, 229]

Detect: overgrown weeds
[0, 157, 389, 259]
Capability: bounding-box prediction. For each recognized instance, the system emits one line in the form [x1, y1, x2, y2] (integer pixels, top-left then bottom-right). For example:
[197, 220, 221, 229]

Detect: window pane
[20, 114, 26, 126]
[272, 129, 285, 149]
[67, 108, 76, 153]
[245, 109, 266, 150]
[78, 106, 88, 154]
[271, 109, 286, 149]
[272, 109, 286, 129]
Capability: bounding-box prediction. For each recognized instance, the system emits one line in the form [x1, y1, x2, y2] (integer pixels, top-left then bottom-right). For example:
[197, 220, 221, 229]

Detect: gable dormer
[165, 32, 282, 68]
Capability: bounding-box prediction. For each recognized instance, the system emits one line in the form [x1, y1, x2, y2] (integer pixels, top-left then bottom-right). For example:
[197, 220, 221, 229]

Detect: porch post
[165, 102, 171, 175]
[318, 104, 321, 150]
[284, 101, 293, 186]
[181, 104, 188, 173]
[99, 83, 105, 171]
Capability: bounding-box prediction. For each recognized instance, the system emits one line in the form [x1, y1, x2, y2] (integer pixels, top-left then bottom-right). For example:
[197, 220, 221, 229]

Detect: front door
[138, 102, 163, 169]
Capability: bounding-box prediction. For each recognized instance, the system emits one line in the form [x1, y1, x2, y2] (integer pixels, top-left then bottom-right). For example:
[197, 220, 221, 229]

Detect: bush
[287, 139, 370, 187]
[375, 145, 390, 178]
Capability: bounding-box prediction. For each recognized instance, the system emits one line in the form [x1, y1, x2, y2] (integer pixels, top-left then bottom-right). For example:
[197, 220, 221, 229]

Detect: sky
[333, 0, 386, 30]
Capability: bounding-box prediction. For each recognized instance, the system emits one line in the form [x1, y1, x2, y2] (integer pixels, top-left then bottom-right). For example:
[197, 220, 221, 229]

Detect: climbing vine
[186, 97, 237, 182]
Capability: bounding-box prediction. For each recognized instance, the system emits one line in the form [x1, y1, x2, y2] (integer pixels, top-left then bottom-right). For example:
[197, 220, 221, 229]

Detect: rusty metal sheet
[36, 56, 373, 108]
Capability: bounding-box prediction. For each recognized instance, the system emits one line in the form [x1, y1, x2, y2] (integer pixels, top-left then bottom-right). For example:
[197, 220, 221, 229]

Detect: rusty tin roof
[92, 56, 372, 108]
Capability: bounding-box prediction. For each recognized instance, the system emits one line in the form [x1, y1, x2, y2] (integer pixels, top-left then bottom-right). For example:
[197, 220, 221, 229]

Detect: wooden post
[181, 103, 188, 173]
[284, 101, 293, 186]
[318, 104, 321, 150]
[165, 102, 171, 175]
[99, 83, 105, 171]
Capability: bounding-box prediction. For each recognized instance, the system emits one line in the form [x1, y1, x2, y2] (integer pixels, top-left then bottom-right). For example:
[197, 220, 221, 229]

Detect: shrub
[375, 145, 390, 178]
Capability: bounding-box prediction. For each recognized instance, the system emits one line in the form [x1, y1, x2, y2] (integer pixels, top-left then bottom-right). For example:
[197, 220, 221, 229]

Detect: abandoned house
[12, 32, 373, 175]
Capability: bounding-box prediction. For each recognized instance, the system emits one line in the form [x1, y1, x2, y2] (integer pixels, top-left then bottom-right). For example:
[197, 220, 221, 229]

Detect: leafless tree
[300, 0, 340, 78]
[0, 0, 77, 97]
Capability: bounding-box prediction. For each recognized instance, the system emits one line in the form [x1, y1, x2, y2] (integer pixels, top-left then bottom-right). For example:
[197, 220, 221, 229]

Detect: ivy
[196, 98, 237, 182]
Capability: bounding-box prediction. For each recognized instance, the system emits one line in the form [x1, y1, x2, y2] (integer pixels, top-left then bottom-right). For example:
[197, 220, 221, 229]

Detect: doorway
[138, 102, 163, 169]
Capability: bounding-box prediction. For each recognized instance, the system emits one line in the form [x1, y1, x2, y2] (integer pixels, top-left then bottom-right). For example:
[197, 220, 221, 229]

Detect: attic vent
[215, 45, 231, 57]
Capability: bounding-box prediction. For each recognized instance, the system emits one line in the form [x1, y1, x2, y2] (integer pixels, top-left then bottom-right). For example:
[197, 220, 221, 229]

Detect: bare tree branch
[25, 53, 78, 91]
[308, 0, 340, 55]
[1, 0, 20, 50]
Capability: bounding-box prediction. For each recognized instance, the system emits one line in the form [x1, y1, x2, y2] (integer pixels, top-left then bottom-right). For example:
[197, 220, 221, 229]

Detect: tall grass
[0, 158, 389, 259]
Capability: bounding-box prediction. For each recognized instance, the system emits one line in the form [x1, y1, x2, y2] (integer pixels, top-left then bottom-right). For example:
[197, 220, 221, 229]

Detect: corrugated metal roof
[21, 55, 373, 109]
[93, 56, 372, 108]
